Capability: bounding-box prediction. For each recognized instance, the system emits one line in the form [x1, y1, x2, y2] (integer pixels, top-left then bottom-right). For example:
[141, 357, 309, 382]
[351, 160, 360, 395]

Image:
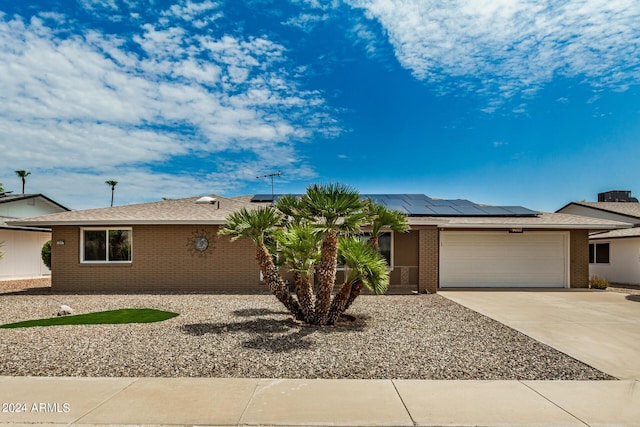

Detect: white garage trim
[439, 230, 570, 288]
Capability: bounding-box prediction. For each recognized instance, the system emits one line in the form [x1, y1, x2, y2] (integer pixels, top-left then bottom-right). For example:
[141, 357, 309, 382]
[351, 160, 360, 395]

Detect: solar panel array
[250, 194, 539, 217]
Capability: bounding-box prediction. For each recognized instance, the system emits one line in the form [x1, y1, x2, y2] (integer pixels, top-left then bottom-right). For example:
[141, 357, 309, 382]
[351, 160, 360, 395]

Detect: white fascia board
[438, 223, 631, 230]
[7, 220, 228, 227]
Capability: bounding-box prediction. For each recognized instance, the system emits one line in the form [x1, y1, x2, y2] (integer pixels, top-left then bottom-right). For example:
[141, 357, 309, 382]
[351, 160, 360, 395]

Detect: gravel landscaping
[0, 288, 613, 380]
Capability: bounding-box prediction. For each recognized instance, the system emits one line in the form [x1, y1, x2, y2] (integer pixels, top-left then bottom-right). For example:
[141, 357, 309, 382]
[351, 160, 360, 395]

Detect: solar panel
[423, 206, 459, 215]
[251, 194, 276, 202]
[250, 193, 539, 217]
[501, 206, 540, 215]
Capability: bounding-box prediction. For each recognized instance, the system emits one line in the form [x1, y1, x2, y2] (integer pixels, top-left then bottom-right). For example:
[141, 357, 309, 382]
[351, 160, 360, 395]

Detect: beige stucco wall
[0, 229, 51, 280]
[51, 225, 261, 291]
[589, 237, 640, 285]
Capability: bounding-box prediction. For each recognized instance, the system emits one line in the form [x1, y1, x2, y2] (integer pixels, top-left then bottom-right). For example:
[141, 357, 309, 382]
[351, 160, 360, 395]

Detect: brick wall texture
[51, 225, 588, 292]
[51, 225, 261, 292]
[570, 229, 589, 288]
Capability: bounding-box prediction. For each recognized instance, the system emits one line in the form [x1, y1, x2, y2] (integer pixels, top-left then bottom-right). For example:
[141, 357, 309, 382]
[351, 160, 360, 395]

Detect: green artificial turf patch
[0, 308, 179, 329]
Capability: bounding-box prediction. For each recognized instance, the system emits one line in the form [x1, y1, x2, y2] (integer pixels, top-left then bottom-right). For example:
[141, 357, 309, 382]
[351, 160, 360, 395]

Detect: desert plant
[589, 275, 609, 290]
[220, 183, 408, 326]
[41, 240, 52, 269]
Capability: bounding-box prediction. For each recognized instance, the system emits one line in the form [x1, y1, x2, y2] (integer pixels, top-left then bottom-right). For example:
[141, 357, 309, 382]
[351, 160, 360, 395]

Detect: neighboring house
[557, 190, 640, 285]
[9, 193, 627, 293]
[0, 193, 71, 280]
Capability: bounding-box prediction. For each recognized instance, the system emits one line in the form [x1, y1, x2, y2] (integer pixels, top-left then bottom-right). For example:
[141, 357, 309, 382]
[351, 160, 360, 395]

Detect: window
[358, 232, 393, 267]
[82, 228, 132, 263]
[589, 243, 609, 264]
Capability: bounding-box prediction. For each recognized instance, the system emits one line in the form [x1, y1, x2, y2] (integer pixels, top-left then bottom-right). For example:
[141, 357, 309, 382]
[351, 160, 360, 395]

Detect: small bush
[589, 275, 609, 290]
[41, 240, 52, 269]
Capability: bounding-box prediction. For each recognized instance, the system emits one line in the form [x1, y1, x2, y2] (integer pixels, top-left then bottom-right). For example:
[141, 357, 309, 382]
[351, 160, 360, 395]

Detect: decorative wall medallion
[187, 229, 215, 257]
[194, 236, 209, 251]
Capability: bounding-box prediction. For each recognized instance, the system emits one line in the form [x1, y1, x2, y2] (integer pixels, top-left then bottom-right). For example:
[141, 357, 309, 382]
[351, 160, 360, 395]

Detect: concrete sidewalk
[1, 376, 639, 426]
[440, 290, 640, 380]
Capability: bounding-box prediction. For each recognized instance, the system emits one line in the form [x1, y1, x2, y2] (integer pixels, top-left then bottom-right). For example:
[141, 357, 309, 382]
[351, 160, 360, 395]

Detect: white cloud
[346, 0, 640, 100]
[0, 8, 337, 208]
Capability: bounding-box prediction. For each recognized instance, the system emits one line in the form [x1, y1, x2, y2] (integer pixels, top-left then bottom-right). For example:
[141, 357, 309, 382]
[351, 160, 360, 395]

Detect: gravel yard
[0, 289, 613, 380]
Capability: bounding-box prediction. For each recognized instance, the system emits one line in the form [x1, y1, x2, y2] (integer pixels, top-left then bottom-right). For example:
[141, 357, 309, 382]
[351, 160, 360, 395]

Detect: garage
[439, 230, 569, 288]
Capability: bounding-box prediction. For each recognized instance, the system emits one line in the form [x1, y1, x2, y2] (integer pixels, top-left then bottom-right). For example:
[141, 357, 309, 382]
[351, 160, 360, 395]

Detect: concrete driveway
[440, 290, 640, 380]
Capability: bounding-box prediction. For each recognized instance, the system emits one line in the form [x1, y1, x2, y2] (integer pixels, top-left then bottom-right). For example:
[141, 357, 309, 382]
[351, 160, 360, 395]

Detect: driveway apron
[440, 290, 640, 380]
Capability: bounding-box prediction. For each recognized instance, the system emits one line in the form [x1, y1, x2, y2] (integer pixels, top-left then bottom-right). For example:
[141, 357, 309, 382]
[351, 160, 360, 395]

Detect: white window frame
[80, 227, 133, 264]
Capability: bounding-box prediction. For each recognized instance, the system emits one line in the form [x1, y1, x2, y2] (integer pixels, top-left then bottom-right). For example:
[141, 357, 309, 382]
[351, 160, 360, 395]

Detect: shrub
[589, 275, 609, 290]
[41, 240, 52, 269]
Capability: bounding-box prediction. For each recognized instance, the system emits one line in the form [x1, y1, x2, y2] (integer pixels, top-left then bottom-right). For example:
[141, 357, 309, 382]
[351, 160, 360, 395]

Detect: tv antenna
[256, 171, 282, 201]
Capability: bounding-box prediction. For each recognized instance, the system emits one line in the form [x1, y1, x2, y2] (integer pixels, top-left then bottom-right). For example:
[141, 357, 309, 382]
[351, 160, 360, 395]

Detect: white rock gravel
[0, 291, 613, 380]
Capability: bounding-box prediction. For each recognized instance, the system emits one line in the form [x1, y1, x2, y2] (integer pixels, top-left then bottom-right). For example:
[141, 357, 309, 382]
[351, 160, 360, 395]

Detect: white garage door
[439, 231, 568, 288]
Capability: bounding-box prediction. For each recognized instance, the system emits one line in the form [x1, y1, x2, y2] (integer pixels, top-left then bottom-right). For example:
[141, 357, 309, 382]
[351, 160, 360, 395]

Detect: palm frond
[338, 236, 389, 295]
[219, 206, 281, 245]
[365, 200, 410, 236]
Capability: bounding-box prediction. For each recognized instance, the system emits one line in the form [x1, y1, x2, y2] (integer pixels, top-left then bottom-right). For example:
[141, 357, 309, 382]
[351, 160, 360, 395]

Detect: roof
[590, 227, 640, 240]
[8, 194, 629, 232]
[0, 215, 51, 232]
[0, 193, 71, 211]
[557, 201, 640, 220]
[408, 212, 631, 230]
[7, 195, 256, 227]
[251, 193, 540, 216]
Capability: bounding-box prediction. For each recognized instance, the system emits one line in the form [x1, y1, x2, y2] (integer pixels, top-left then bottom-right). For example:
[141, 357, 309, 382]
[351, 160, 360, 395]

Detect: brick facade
[417, 226, 439, 293]
[51, 225, 261, 292]
[50, 225, 589, 293]
[570, 229, 589, 288]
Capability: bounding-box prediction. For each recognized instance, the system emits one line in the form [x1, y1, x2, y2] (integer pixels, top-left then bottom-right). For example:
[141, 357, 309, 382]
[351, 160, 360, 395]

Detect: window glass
[589, 244, 595, 264]
[82, 228, 131, 262]
[378, 233, 392, 266]
[84, 230, 106, 261]
[356, 232, 392, 266]
[109, 230, 131, 261]
[595, 243, 609, 264]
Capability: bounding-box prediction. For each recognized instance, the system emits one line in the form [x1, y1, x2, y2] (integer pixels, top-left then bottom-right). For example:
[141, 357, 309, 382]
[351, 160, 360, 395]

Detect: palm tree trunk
[343, 282, 363, 312]
[21, 178, 25, 194]
[314, 230, 338, 325]
[326, 281, 353, 325]
[111, 188, 114, 207]
[294, 271, 315, 324]
[368, 235, 379, 250]
[256, 245, 302, 319]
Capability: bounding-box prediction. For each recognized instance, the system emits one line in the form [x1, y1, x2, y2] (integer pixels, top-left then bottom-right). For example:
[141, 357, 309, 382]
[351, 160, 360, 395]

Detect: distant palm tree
[15, 170, 31, 194]
[105, 180, 118, 206]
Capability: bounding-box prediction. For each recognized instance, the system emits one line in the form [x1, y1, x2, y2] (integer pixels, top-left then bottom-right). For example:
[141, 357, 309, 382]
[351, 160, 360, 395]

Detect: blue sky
[0, 0, 639, 211]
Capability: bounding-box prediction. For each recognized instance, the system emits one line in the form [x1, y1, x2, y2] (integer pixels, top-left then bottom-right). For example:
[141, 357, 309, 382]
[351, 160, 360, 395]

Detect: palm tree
[105, 180, 118, 206]
[15, 170, 31, 194]
[327, 236, 389, 324]
[272, 222, 322, 324]
[364, 199, 410, 251]
[219, 206, 301, 318]
[298, 183, 367, 325]
[341, 200, 410, 312]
